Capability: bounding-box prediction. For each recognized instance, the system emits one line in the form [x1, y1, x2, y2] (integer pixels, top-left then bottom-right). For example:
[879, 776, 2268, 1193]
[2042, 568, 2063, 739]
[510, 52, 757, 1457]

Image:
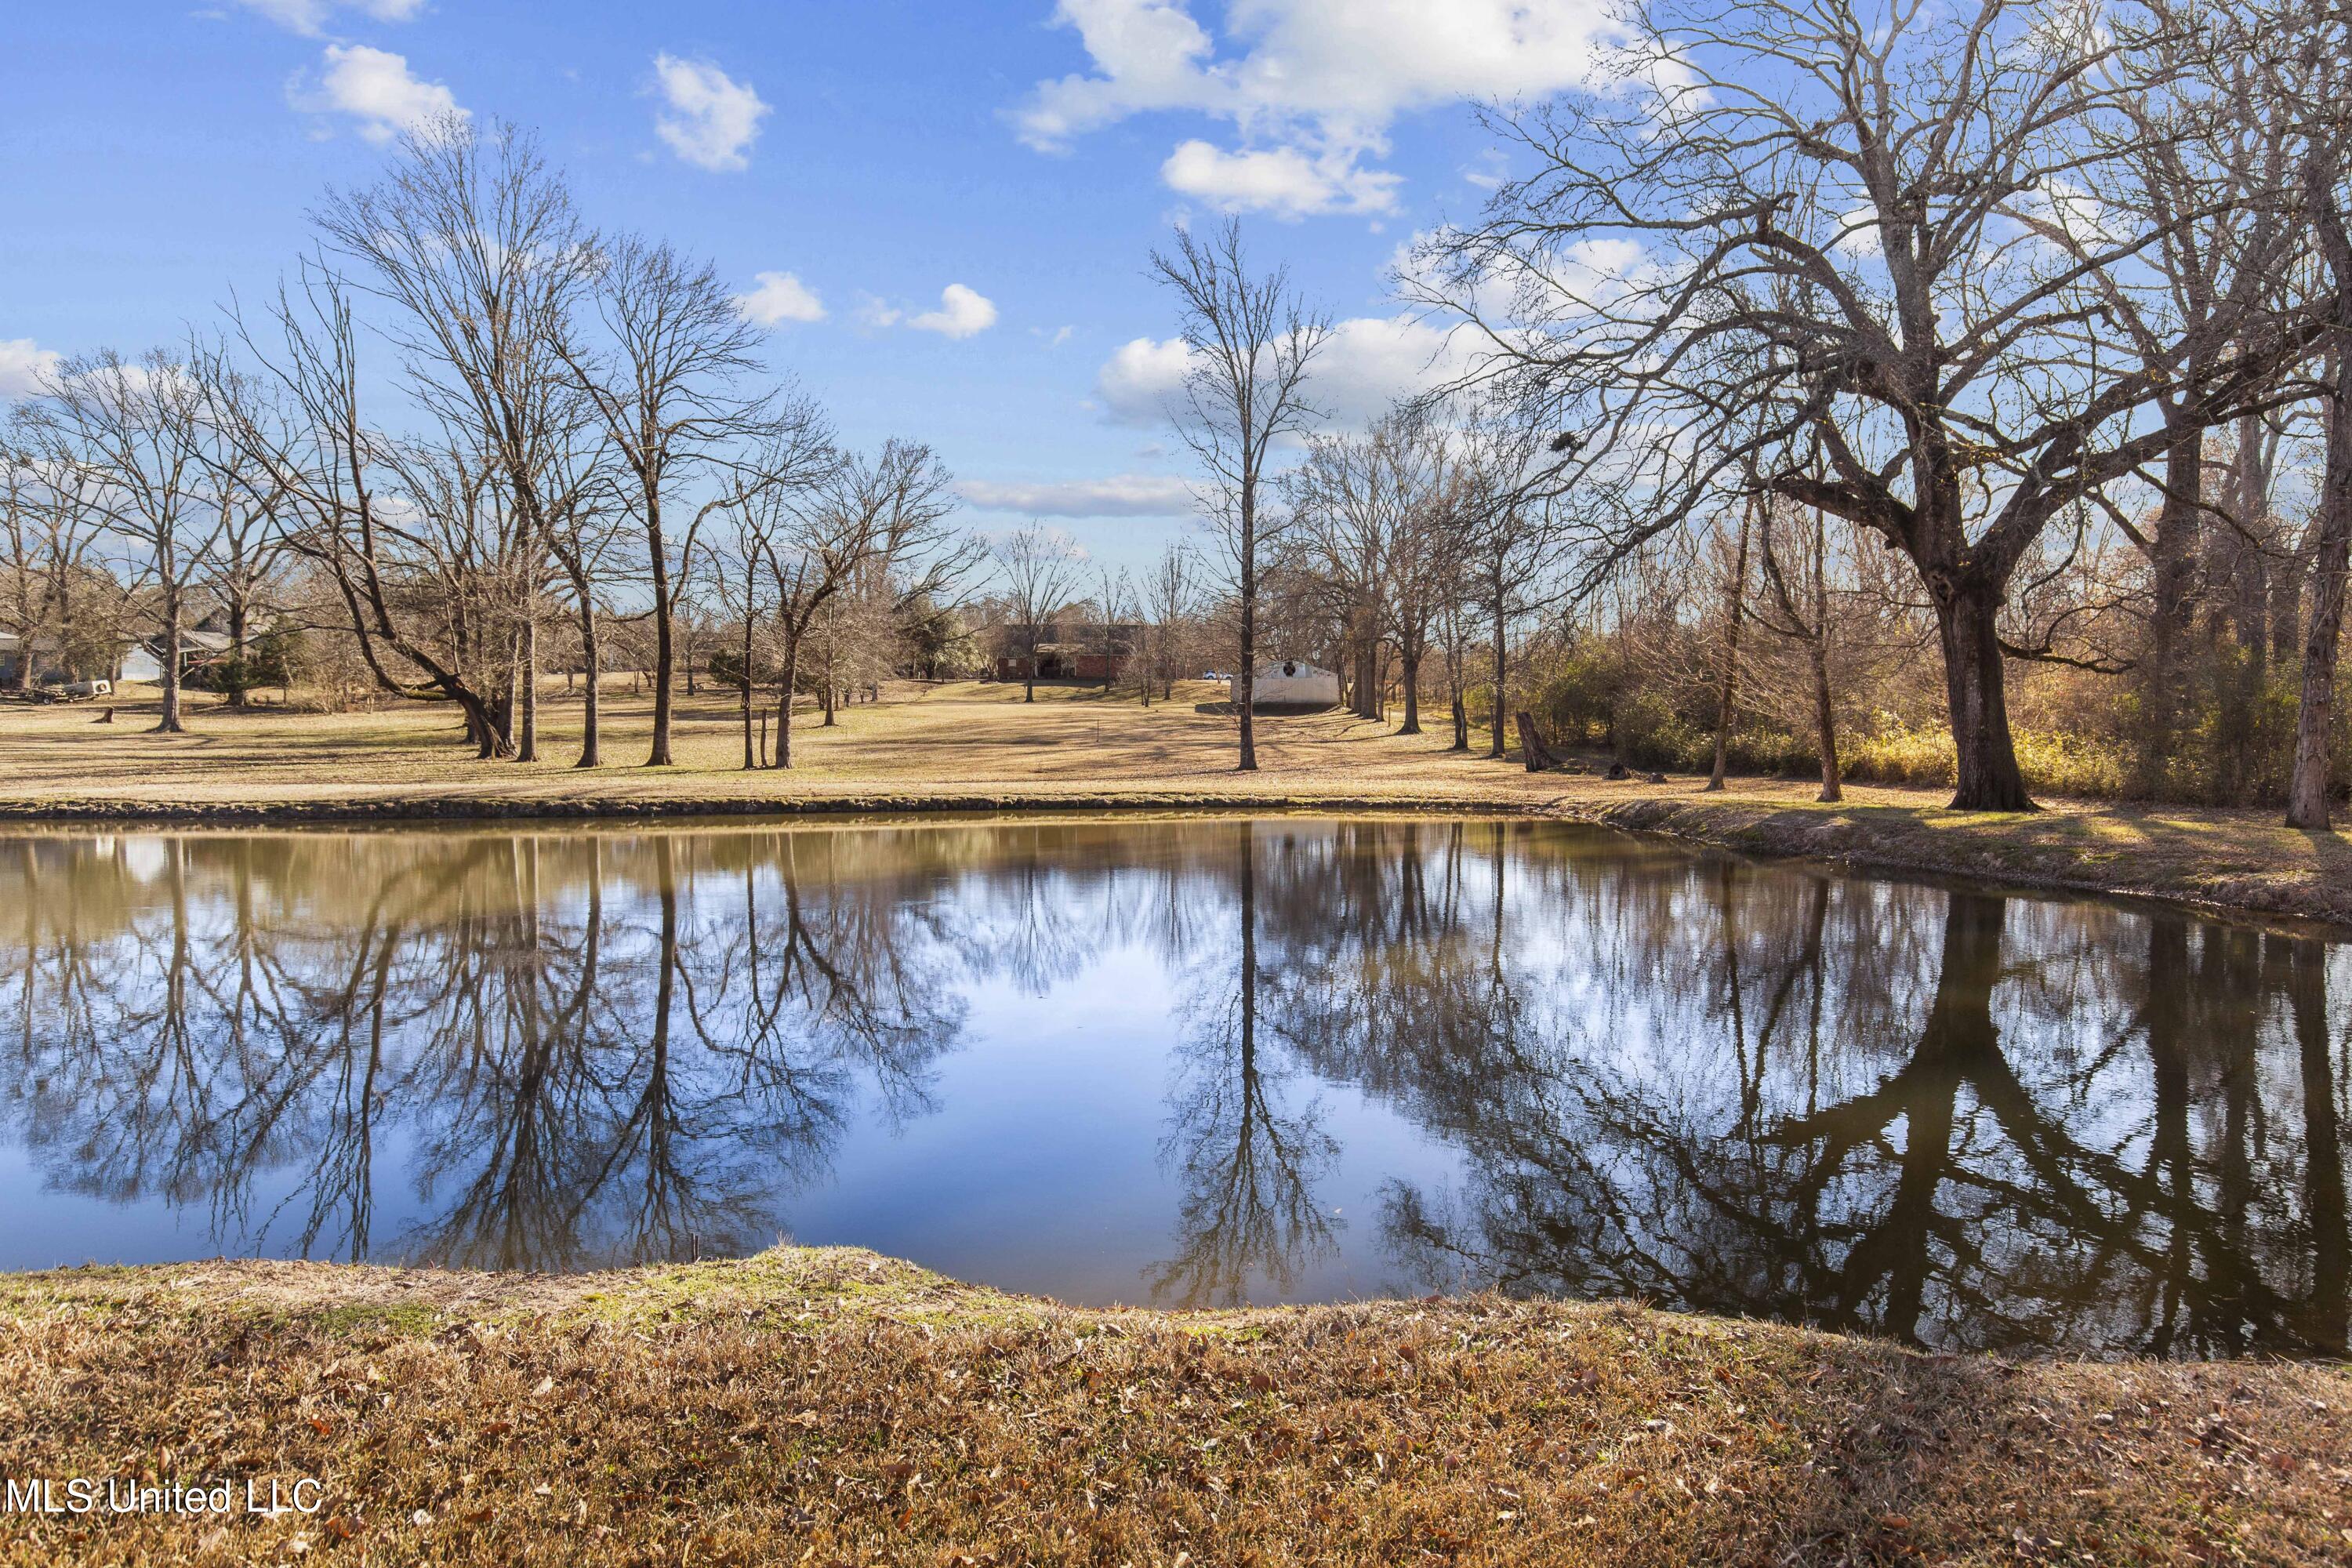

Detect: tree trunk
[646, 492, 674, 768]
[739, 614, 756, 771]
[461, 684, 508, 760]
[775, 642, 800, 770]
[1352, 624, 1380, 720]
[2285, 349, 2351, 829]
[1707, 502, 1752, 791]
[1397, 650, 1422, 735]
[517, 615, 539, 762]
[1811, 516, 1841, 804]
[227, 589, 249, 710]
[1810, 639, 1842, 804]
[1486, 594, 1507, 760]
[2234, 414, 2274, 673]
[1237, 504, 1258, 772]
[2137, 423, 2204, 797]
[575, 602, 601, 768]
[155, 575, 184, 735]
[1935, 579, 2035, 811]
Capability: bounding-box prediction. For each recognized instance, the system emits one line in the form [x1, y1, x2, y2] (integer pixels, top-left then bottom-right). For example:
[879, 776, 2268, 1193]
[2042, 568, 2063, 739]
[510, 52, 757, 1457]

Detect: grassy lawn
[2, 1249, 2345, 1566]
[2, 678, 2347, 926]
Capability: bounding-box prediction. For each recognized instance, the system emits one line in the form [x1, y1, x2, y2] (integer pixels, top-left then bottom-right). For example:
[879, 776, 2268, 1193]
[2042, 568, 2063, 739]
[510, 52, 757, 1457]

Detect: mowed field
[0, 678, 1528, 807]
[2, 677, 2348, 926]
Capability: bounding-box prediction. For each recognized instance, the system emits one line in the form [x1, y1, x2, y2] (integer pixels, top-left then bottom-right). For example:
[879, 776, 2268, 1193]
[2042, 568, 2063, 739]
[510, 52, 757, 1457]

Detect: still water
[1, 816, 2343, 1356]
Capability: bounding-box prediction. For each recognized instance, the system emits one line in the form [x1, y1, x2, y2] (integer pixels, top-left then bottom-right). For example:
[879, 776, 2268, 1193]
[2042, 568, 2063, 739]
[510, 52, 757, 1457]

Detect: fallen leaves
[1, 1253, 2346, 1566]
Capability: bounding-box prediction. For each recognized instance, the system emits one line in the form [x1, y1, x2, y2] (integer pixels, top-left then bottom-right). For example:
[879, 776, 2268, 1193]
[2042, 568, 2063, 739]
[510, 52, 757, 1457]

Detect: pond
[0, 815, 2344, 1358]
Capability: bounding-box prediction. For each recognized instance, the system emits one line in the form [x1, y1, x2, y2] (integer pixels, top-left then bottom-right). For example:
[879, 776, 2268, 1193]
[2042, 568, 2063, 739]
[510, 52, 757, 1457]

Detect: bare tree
[227, 121, 604, 759]
[2020, 7, 2312, 793]
[1139, 541, 1198, 706]
[0, 437, 45, 693]
[993, 524, 1082, 704]
[543, 434, 626, 767]
[1415, 0, 2320, 809]
[226, 263, 518, 753]
[182, 357, 290, 708]
[1457, 422, 1560, 758]
[1151, 220, 1330, 769]
[697, 469, 784, 769]
[1705, 496, 1755, 791]
[1291, 416, 1399, 723]
[757, 438, 956, 768]
[555, 234, 773, 768]
[1292, 407, 1457, 735]
[2285, 74, 2352, 829]
[1751, 499, 1844, 802]
[25, 350, 220, 732]
[1093, 561, 1129, 694]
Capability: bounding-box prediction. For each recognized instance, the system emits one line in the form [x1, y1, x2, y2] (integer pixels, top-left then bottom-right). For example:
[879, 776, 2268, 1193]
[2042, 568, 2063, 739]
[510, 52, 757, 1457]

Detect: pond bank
[2, 780, 2347, 931]
[2, 1248, 2343, 1566]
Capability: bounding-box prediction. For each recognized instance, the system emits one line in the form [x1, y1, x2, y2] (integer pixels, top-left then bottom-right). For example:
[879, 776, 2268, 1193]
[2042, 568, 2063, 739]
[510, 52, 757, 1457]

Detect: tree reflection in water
[1147, 826, 1339, 1306]
[0, 820, 2343, 1356]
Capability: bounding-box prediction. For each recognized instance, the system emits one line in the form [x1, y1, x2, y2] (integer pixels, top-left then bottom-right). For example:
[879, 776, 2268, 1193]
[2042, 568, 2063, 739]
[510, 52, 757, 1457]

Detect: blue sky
[3, 2, 1617, 571]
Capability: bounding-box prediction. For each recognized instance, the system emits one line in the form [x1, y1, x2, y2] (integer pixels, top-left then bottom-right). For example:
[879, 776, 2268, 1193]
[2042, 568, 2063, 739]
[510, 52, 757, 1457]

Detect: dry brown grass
[2, 679, 2347, 926]
[2, 1249, 2346, 1566]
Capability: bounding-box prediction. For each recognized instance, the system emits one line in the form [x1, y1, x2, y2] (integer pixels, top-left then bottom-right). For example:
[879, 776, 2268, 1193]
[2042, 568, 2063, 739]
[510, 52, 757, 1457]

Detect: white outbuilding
[1234, 659, 1339, 710]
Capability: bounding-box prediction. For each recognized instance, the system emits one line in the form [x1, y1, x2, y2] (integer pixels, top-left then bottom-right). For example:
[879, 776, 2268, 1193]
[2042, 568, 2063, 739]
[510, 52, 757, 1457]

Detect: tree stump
[1515, 712, 1563, 772]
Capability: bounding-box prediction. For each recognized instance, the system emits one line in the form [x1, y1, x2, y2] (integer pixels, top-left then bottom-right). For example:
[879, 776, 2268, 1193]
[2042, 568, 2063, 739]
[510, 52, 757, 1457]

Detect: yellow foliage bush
[1844, 720, 2131, 799]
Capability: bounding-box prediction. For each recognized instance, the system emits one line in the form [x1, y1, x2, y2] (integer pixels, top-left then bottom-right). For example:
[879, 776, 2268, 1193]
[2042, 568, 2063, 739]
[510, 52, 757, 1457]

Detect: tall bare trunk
[774, 641, 800, 769]
[155, 574, 184, 735]
[1486, 596, 1507, 760]
[2137, 423, 2204, 797]
[1811, 514, 1841, 804]
[226, 577, 250, 710]
[739, 613, 756, 771]
[1352, 621, 1380, 720]
[646, 489, 674, 768]
[517, 615, 539, 762]
[1936, 579, 2034, 811]
[1237, 518, 1258, 771]
[574, 601, 601, 769]
[1707, 501, 1752, 790]
[2285, 347, 2350, 829]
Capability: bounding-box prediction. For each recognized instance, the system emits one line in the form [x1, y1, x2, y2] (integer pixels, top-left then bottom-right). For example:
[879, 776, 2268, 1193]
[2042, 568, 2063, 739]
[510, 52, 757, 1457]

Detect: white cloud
[237, 0, 426, 38]
[1094, 314, 1477, 429]
[1018, 0, 1620, 216]
[907, 284, 999, 339]
[0, 339, 62, 402]
[1160, 140, 1398, 219]
[956, 474, 1195, 517]
[293, 44, 463, 143]
[734, 271, 826, 326]
[1312, 314, 1478, 426]
[651, 55, 768, 172]
[1094, 335, 1196, 424]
